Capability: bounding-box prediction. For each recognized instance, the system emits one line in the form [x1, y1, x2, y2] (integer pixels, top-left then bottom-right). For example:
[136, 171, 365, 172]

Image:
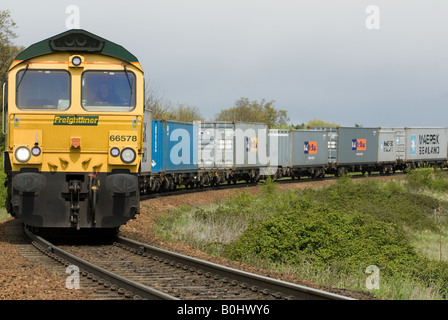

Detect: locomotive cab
[3, 29, 145, 232]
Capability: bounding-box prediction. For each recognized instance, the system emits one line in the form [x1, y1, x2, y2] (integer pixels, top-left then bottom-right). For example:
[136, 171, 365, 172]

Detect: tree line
[0, 10, 23, 149]
[0, 10, 23, 103]
[145, 89, 341, 129]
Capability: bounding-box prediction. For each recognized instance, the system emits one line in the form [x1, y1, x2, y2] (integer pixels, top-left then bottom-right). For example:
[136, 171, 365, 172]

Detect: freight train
[140, 122, 447, 192]
[3, 29, 448, 234]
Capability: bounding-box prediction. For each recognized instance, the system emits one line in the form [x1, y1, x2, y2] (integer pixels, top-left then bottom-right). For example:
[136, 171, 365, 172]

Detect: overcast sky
[3, 0, 448, 127]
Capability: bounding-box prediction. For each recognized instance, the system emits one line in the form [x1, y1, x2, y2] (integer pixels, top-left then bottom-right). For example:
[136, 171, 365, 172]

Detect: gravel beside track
[1, 177, 399, 300]
[0, 219, 92, 300]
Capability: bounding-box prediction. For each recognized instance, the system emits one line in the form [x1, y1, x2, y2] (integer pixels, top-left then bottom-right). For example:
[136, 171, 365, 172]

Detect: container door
[141, 109, 152, 173]
[151, 120, 165, 173]
[378, 130, 396, 163]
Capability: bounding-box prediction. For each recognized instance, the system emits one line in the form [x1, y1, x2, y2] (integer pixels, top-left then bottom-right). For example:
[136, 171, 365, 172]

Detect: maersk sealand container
[151, 120, 198, 173]
[337, 127, 379, 165]
[405, 127, 447, 162]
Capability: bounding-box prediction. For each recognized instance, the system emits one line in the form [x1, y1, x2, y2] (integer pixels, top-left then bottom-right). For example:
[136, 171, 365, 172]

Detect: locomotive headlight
[120, 148, 136, 164]
[71, 56, 82, 66]
[110, 147, 120, 157]
[15, 147, 31, 163]
[31, 146, 41, 157]
[69, 55, 84, 68]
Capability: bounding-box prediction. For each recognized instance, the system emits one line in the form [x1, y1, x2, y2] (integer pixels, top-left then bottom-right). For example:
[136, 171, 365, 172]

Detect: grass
[412, 229, 448, 262]
[155, 170, 448, 300]
[0, 207, 9, 222]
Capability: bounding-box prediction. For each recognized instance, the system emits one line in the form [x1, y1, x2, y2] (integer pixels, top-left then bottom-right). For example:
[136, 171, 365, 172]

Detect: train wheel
[336, 167, 347, 177]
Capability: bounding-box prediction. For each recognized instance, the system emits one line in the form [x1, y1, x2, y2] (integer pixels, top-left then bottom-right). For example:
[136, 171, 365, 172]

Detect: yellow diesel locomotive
[3, 29, 146, 233]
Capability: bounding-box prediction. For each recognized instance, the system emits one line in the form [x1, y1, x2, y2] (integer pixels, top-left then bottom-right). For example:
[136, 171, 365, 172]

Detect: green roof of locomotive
[14, 29, 139, 64]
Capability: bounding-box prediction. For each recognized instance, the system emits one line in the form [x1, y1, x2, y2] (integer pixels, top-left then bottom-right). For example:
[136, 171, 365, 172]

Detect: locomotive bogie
[9, 171, 139, 229]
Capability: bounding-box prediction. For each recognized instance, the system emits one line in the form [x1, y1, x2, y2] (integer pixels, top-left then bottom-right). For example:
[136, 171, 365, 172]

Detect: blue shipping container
[151, 120, 198, 173]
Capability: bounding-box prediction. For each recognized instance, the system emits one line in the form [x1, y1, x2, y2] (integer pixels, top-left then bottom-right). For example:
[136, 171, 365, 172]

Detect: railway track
[4, 221, 128, 300]
[22, 226, 354, 301]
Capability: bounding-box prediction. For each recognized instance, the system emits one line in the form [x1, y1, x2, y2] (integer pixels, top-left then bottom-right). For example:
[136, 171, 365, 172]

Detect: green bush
[406, 167, 448, 192]
[318, 177, 439, 232]
[225, 196, 421, 277]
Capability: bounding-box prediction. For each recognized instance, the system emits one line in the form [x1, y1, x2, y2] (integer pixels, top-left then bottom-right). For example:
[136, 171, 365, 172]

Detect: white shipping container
[405, 127, 447, 161]
[198, 121, 234, 169]
[378, 130, 396, 163]
[381, 127, 406, 161]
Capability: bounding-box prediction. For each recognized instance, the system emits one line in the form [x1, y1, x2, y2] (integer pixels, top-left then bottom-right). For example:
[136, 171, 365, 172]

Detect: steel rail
[116, 235, 355, 300]
[24, 228, 178, 300]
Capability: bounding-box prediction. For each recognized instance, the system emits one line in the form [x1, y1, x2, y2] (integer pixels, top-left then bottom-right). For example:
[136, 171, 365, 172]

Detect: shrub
[225, 197, 421, 277]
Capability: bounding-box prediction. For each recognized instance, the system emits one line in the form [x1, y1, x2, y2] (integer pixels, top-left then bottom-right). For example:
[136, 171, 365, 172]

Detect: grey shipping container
[405, 127, 447, 161]
[198, 121, 234, 169]
[268, 129, 290, 168]
[337, 127, 379, 165]
[308, 126, 338, 163]
[291, 129, 329, 167]
[234, 122, 270, 169]
[377, 129, 396, 163]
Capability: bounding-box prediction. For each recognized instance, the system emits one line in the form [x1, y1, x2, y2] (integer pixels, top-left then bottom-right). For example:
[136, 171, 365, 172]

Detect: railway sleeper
[115, 240, 289, 299]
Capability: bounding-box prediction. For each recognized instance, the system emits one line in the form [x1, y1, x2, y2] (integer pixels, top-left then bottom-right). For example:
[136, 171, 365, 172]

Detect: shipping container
[381, 127, 406, 162]
[291, 129, 329, 167]
[308, 126, 338, 163]
[151, 120, 198, 173]
[336, 127, 379, 165]
[234, 122, 269, 169]
[198, 121, 234, 169]
[405, 127, 447, 161]
[268, 129, 290, 168]
[377, 129, 396, 163]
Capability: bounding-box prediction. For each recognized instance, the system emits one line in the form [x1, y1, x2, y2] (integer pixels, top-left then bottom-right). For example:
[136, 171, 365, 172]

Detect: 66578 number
[109, 135, 137, 142]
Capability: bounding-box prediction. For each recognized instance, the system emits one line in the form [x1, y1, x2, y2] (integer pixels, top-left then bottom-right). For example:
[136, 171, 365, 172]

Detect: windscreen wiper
[16, 64, 29, 93]
[123, 64, 133, 107]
